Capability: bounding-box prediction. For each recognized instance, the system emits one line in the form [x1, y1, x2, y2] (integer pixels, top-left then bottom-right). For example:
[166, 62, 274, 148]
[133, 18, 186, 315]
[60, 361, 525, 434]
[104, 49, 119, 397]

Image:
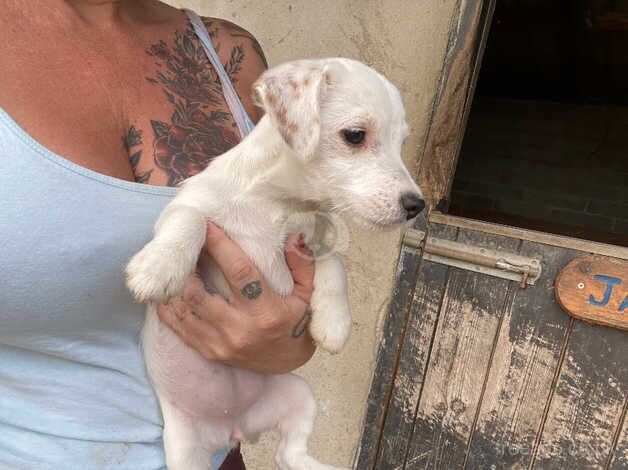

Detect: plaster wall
[166, 1, 457, 466]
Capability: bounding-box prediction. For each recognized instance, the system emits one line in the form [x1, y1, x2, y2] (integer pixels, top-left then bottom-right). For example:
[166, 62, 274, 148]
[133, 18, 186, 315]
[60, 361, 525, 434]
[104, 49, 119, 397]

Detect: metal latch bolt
[403, 229, 542, 288]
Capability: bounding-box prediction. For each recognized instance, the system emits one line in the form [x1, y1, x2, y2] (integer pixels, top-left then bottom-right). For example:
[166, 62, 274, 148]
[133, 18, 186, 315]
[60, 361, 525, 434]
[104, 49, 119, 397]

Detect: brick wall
[449, 98, 628, 246]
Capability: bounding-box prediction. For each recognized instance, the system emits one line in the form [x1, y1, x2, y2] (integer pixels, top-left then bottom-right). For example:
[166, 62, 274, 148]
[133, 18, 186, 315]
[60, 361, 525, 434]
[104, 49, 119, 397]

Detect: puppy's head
[253, 58, 424, 227]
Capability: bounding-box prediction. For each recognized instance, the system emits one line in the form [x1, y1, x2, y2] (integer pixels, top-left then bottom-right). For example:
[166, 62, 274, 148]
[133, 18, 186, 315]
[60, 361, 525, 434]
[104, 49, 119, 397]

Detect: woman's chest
[0, 19, 240, 186]
[0, 146, 172, 344]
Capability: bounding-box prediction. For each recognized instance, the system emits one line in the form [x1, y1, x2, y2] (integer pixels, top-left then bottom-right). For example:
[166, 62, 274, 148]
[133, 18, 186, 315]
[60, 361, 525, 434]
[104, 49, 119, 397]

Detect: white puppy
[126, 58, 424, 470]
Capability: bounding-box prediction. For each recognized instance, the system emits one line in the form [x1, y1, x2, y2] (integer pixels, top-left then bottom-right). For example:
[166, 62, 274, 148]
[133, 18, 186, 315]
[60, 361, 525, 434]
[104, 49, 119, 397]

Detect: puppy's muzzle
[400, 193, 425, 220]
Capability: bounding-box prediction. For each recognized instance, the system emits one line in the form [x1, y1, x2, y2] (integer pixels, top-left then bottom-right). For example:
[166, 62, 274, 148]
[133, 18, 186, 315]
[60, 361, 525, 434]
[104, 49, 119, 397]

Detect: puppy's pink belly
[143, 310, 266, 419]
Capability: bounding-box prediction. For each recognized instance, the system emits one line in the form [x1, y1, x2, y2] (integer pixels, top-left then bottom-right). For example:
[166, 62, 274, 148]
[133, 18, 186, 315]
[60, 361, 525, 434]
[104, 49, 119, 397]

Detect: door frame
[416, 0, 496, 212]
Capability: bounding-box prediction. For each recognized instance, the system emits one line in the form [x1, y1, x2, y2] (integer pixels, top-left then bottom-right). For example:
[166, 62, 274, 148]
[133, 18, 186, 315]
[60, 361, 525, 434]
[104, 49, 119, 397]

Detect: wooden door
[357, 215, 628, 469]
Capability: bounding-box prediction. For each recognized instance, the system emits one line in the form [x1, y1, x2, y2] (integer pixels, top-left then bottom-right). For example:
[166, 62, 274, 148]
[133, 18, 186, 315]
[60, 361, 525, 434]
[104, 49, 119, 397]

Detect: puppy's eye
[342, 128, 366, 145]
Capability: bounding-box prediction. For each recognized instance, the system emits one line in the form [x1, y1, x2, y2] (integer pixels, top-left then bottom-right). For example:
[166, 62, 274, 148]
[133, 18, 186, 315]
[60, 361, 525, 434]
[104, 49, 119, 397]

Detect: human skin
[158, 225, 317, 374]
[0, 0, 316, 374]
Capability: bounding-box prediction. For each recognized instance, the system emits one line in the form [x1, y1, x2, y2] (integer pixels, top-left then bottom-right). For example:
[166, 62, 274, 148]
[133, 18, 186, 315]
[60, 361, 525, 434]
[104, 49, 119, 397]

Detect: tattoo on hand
[291, 308, 312, 339]
[241, 280, 262, 299]
[201, 277, 216, 295]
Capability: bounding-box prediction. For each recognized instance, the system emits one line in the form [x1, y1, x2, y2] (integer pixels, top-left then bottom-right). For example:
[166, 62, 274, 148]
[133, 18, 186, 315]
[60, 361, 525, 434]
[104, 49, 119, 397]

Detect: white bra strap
[184, 9, 255, 139]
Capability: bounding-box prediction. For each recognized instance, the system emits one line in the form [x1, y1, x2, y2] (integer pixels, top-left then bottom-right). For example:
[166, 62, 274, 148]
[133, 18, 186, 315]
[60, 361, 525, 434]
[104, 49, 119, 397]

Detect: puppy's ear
[253, 60, 329, 160]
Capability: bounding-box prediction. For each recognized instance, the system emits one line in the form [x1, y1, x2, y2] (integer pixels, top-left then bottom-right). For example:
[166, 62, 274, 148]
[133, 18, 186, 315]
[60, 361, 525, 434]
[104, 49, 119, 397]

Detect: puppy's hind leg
[241, 374, 349, 470]
[160, 399, 227, 470]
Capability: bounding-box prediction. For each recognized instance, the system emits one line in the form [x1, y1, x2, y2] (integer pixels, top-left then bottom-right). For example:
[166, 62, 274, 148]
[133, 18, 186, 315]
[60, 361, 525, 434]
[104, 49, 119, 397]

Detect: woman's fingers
[156, 299, 217, 354]
[155, 275, 231, 361]
[180, 275, 229, 323]
[203, 221, 269, 305]
[284, 233, 315, 303]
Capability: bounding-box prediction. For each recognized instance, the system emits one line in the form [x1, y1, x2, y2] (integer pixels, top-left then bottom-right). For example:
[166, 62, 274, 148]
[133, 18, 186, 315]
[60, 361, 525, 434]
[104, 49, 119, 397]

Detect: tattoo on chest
[130, 21, 248, 186]
[123, 126, 153, 183]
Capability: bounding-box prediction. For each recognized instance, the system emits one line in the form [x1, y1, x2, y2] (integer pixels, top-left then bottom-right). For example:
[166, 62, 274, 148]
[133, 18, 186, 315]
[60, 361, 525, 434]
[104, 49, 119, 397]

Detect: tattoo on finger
[291, 308, 312, 339]
[202, 277, 216, 295]
[241, 280, 262, 299]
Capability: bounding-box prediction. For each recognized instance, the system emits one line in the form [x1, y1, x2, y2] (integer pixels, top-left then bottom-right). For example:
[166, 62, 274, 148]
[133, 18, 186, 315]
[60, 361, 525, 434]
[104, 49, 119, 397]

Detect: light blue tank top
[0, 9, 253, 469]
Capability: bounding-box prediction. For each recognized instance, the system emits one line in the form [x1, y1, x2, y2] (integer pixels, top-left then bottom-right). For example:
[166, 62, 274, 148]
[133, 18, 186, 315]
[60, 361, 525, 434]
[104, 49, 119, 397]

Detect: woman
[0, 1, 316, 468]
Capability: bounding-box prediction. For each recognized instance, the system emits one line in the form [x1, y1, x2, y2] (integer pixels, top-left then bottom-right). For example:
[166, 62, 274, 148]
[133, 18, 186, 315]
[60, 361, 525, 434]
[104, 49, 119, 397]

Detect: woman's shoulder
[202, 16, 268, 67]
[200, 15, 268, 123]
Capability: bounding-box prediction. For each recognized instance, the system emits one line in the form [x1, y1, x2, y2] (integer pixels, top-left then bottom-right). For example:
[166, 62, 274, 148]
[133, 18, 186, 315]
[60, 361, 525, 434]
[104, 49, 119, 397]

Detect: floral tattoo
[124, 125, 152, 183]
[143, 20, 247, 186]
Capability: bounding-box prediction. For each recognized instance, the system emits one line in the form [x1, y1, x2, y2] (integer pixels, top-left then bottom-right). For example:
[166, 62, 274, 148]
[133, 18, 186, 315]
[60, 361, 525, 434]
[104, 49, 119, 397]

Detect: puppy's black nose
[401, 193, 425, 220]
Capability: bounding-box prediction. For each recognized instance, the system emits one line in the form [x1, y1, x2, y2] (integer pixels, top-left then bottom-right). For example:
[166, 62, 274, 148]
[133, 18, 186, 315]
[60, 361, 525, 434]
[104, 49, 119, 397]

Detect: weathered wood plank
[465, 243, 577, 468]
[417, 0, 496, 208]
[375, 224, 458, 469]
[429, 213, 628, 260]
[532, 319, 628, 468]
[355, 237, 424, 469]
[608, 401, 627, 470]
[404, 229, 519, 469]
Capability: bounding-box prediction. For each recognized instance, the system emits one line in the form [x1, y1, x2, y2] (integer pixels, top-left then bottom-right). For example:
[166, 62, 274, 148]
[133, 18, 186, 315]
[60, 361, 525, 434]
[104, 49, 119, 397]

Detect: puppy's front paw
[308, 298, 352, 354]
[125, 241, 194, 303]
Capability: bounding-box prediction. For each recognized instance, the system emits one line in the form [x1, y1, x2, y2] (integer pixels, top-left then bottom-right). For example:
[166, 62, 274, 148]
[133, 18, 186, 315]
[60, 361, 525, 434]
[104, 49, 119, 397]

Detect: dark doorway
[449, 0, 628, 246]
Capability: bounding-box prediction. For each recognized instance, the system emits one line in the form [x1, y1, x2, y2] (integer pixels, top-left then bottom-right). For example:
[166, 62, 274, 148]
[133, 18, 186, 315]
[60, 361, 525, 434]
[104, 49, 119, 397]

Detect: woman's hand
[156, 222, 316, 375]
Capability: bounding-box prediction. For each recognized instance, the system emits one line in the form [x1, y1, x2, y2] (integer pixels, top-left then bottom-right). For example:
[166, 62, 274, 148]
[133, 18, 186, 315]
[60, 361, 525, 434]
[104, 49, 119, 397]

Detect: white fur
[126, 58, 423, 470]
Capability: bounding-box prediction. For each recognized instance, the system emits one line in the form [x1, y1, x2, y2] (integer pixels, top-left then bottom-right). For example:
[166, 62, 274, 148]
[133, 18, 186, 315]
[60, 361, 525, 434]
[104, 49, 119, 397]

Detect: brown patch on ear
[252, 60, 325, 159]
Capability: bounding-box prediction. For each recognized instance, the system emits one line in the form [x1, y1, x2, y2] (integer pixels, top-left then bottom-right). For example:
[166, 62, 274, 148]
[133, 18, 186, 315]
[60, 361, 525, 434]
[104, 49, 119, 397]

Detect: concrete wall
[166, 1, 457, 467]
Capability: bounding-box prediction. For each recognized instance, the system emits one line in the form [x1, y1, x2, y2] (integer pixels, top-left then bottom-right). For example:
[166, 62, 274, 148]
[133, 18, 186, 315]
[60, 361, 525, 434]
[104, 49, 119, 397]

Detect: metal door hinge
[403, 229, 542, 288]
